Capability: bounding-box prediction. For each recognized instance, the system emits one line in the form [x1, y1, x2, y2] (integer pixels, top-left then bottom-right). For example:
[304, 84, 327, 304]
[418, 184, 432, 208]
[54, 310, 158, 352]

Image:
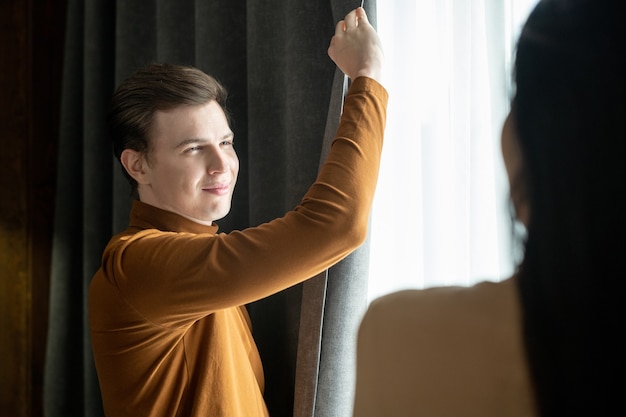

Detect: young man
[89, 7, 386, 417]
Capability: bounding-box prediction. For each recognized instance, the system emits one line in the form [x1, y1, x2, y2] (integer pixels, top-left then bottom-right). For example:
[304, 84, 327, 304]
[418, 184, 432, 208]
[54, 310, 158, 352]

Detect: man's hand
[328, 7, 384, 83]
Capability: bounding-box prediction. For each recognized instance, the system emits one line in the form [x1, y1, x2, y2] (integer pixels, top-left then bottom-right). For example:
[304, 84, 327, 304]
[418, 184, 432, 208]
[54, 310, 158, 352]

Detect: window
[368, 0, 540, 301]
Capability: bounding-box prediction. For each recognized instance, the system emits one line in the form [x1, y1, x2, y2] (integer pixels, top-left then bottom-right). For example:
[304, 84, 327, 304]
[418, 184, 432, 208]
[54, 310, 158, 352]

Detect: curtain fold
[45, 0, 375, 416]
[307, 6, 378, 416]
[45, 0, 114, 415]
[293, 67, 344, 417]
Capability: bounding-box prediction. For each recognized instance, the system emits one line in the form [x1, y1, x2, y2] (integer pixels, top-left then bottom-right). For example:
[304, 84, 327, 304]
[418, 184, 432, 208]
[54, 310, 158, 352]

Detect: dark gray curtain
[44, 1, 376, 416]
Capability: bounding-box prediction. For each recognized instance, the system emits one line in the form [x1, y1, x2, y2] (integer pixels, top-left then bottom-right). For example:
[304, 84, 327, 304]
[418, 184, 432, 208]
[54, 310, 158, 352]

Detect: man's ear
[120, 149, 150, 185]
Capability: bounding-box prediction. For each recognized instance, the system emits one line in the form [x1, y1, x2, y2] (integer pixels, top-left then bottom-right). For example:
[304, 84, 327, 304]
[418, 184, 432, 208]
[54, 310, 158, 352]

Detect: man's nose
[206, 148, 228, 174]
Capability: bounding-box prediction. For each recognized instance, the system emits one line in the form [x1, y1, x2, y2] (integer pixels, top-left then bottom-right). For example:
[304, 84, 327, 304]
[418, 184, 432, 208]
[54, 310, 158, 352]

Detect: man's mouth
[202, 183, 230, 195]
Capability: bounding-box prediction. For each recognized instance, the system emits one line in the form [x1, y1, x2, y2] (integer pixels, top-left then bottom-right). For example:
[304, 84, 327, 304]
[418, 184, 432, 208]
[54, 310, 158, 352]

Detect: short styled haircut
[108, 63, 229, 192]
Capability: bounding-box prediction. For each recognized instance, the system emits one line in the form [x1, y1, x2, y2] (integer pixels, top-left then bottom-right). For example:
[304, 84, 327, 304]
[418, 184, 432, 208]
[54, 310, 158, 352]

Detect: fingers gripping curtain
[45, 0, 374, 416]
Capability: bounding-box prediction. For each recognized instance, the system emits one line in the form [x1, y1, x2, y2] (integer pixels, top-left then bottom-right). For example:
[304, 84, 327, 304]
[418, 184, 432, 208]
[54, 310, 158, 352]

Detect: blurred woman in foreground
[353, 1, 624, 415]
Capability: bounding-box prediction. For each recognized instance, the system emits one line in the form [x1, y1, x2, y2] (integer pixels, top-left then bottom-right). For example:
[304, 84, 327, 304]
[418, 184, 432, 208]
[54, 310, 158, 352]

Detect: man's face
[138, 100, 239, 225]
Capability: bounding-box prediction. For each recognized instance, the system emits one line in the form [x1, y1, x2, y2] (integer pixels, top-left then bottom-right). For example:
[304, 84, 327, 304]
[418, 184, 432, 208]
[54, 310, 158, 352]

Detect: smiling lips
[202, 183, 231, 196]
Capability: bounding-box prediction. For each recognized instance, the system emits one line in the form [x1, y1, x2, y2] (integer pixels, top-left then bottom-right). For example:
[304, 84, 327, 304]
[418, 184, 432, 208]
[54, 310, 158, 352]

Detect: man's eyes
[184, 146, 202, 153]
[183, 141, 234, 153]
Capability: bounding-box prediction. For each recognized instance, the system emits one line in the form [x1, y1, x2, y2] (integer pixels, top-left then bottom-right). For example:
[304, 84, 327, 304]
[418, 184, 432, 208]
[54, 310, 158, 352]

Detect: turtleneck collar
[128, 200, 219, 235]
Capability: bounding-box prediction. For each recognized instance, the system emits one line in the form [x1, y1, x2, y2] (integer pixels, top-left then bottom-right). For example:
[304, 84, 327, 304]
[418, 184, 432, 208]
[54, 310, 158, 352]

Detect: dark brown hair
[513, 0, 624, 415]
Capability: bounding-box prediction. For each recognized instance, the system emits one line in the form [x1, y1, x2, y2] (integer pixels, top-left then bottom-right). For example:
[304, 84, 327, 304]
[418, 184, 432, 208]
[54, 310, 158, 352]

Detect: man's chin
[204, 206, 231, 224]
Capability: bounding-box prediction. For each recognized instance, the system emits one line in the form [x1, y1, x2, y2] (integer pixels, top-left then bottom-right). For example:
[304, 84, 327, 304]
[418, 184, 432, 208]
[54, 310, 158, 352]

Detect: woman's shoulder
[358, 277, 523, 362]
[355, 277, 535, 417]
[364, 277, 519, 329]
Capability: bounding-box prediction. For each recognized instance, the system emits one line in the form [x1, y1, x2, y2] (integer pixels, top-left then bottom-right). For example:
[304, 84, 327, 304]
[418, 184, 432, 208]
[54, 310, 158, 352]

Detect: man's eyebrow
[174, 138, 204, 149]
[174, 133, 234, 149]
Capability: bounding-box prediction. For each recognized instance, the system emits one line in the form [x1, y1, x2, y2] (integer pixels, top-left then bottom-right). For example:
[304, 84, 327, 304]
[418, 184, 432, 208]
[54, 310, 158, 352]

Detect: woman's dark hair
[513, 0, 624, 414]
[108, 63, 230, 193]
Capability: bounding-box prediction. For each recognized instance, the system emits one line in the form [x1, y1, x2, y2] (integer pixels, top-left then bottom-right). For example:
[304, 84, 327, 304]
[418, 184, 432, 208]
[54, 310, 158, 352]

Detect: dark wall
[0, 1, 66, 416]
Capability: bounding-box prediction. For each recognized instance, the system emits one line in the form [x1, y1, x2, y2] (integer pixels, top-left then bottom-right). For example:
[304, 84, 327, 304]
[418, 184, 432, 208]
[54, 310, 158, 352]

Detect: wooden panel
[0, 0, 31, 415]
[0, 1, 65, 416]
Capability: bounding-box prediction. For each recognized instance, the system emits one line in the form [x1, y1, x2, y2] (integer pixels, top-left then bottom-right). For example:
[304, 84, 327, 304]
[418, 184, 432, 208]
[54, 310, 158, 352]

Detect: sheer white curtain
[368, 0, 539, 301]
